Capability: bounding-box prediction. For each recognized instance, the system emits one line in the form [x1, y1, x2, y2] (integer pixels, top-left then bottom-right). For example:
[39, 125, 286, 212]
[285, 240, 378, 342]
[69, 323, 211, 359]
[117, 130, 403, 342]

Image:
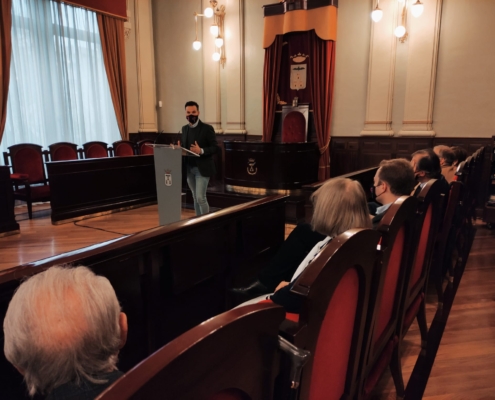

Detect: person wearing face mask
[410, 149, 450, 197]
[178, 101, 218, 216]
[369, 158, 416, 227]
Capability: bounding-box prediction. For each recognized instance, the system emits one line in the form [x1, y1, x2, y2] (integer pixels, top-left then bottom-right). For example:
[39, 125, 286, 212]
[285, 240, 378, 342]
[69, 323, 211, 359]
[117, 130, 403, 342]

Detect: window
[0, 0, 120, 155]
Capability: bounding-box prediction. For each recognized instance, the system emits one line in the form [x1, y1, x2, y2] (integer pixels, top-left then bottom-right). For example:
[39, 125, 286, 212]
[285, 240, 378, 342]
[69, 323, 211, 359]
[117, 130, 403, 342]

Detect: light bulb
[212, 52, 221, 62]
[371, 7, 383, 22]
[411, 1, 424, 17]
[394, 25, 406, 38]
[192, 40, 202, 50]
[210, 24, 219, 37]
[204, 7, 214, 18]
[214, 37, 224, 47]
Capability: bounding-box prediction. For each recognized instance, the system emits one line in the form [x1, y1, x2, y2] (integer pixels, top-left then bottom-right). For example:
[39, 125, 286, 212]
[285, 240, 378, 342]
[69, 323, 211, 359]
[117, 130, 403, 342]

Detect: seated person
[410, 148, 450, 196]
[237, 177, 372, 313]
[3, 266, 128, 399]
[451, 145, 468, 167]
[434, 145, 457, 182]
[233, 158, 416, 297]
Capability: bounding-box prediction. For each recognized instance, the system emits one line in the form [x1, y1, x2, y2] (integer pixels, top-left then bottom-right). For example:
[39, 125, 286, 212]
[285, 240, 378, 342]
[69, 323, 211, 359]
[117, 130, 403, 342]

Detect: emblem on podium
[164, 169, 172, 186]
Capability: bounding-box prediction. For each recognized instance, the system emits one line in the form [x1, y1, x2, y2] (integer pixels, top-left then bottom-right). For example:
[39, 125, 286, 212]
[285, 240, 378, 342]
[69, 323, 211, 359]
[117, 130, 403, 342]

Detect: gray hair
[3, 266, 122, 396]
[311, 177, 372, 237]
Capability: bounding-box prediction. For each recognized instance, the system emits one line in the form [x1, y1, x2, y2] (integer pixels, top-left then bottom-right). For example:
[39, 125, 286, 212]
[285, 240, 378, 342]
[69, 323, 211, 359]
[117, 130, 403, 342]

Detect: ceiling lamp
[204, 7, 214, 18]
[394, 25, 406, 38]
[371, 2, 383, 22]
[192, 1, 226, 67]
[411, 0, 424, 17]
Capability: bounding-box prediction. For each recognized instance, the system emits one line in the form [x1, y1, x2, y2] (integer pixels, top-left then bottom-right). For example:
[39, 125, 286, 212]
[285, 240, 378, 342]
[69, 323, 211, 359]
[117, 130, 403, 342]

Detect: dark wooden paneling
[0, 166, 19, 235]
[224, 141, 319, 189]
[0, 195, 287, 398]
[47, 156, 157, 223]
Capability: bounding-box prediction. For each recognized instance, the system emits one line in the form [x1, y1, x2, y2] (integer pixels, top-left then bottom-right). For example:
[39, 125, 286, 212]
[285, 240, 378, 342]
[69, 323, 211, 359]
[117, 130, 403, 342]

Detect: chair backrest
[96, 303, 285, 400]
[83, 141, 109, 159]
[408, 179, 444, 298]
[137, 140, 154, 155]
[48, 142, 79, 161]
[360, 196, 417, 397]
[283, 228, 381, 400]
[282, 111, 307, 143]
[113, 140, 136, 157]
[6, 143, 47, 184]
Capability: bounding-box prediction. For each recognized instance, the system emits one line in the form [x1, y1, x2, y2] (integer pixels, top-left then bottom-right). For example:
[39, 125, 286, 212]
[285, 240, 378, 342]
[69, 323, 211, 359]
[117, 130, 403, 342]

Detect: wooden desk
[0, 166, 19, 236]
[47, 155, 157, 224]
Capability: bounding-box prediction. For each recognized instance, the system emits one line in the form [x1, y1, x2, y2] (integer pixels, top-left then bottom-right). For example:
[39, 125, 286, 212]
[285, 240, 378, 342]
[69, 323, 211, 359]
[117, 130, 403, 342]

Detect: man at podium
[179, 101, 218, 216]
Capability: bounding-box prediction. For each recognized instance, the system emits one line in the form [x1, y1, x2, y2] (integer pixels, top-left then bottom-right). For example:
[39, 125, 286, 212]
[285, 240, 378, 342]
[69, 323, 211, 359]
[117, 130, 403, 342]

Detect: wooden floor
[1, 205, 495, 398]
[372, 221, 495, 399]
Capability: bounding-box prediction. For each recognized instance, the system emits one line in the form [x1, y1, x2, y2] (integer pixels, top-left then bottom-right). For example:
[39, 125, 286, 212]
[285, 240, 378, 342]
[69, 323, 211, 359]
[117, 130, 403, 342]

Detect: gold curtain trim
[263, 6, 337, 49]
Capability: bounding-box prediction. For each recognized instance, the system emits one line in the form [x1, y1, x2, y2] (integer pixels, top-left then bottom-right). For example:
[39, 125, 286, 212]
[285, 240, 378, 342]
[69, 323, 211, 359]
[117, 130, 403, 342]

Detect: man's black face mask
[186, 115, 198, 124]
[370, 185, 383, 205]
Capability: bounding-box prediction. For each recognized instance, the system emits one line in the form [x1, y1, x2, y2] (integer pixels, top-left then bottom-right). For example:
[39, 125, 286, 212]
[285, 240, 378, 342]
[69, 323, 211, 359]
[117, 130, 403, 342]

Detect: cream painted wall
[125, 0, 140, 134]
[126, 0, 495, 138]
[331, 0, 372, 137]
[433, 0, 495, 137]
[152, 0, 204, 133]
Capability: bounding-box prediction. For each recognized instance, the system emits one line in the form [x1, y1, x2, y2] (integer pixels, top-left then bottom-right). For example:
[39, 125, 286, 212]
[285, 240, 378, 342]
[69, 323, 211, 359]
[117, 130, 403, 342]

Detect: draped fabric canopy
[262, 1, 337, 180]
[59, 0, 126, 19]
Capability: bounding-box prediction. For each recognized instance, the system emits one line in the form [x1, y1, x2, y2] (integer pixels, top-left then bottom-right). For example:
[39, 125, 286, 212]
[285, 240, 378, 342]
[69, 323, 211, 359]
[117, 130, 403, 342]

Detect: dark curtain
[0, 0, 12, 144]
[97, 13, 128, 140]
[309, 31, 335, 181]
[262, 35, 283, 142]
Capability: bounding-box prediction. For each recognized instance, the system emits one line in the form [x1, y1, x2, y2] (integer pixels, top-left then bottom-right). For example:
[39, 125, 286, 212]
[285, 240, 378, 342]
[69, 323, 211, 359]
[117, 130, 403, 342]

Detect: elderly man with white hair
[3, 266, 128, 399]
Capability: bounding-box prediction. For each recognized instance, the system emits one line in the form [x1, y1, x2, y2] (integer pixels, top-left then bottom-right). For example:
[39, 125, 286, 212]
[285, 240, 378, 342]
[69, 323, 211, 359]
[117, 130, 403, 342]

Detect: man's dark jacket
[181, 120, 218, 177]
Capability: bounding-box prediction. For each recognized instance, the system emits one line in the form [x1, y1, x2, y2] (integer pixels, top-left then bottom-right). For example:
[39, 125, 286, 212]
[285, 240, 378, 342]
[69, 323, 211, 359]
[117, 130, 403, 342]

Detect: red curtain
[309, 31, 335, 181]
[97, 14, 128, 140]
[262, 35, 283, 142]
[0, 0, 12, 145]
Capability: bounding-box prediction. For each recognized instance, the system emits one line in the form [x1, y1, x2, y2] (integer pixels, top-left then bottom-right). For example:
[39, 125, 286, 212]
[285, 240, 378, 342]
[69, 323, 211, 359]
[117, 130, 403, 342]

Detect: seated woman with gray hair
[238, 177, 372, 314]
[3, 266, 128, 399]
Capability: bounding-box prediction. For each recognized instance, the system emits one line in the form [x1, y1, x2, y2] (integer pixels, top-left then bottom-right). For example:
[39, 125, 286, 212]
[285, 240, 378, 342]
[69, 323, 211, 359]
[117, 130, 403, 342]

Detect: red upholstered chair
[359, 196, 417, 400]
[137, 139, 154, 155]
[96, 303, 285, 400]
[48, 142, 79, 161]
[399, 179, 443, 362]
[82, 141, 109, 158]
[282, 111, 307, 143]
[278, 228, 381, 400]
[112, 140, 136, 157]
[3, 143, 51, 219]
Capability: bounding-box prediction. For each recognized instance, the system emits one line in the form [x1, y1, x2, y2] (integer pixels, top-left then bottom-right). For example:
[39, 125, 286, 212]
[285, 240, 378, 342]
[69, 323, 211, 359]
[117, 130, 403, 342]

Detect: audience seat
[278, 228, 381, 400]
[83, 141, 109, 158]
[48, 142, 79, 161]
[112, 140, 136, 157]
[3, 143, 50, 219]
[137, 139, 154, 155]
[359, 196, 417, 400]
[96, 303, 285, 400]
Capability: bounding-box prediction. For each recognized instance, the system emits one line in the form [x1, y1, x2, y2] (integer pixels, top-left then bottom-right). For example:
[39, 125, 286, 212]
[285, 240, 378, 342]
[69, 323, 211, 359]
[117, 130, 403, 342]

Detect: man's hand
[274, 281, 290, 292]
[190, 141, 201, 155]
[177, 140, 181, 147]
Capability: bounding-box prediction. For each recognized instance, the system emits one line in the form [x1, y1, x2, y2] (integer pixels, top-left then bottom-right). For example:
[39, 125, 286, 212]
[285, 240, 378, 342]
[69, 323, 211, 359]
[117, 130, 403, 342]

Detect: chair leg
[417, 300, 428, 356]
[27, 199, 33, 219]
[390, 346, 405, 400]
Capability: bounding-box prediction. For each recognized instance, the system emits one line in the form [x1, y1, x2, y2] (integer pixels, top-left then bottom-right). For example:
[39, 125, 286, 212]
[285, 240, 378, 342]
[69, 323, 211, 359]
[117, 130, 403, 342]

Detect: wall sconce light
[371, 0, 425, 43]
[193, 0, 226, 67]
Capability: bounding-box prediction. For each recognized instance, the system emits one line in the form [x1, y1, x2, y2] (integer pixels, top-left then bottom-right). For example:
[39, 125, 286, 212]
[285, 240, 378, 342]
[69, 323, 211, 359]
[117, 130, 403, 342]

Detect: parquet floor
[373, 222, 495, 399]
[2, 205, 495, 398]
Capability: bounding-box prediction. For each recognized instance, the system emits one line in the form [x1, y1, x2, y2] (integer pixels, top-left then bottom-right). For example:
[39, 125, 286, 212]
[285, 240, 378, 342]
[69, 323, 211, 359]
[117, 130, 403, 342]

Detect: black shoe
[230, 280, 270, 296]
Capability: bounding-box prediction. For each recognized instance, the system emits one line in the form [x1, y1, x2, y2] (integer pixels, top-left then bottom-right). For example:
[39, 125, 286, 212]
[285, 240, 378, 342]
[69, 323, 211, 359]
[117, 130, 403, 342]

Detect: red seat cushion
[11, 173, 29, 180]
[86, 145, 107, 158]
[13, 148, 45, 182]
[115, 143, 135, 157]
[53, 146, 77, 161]
[282, 111, 306, 143]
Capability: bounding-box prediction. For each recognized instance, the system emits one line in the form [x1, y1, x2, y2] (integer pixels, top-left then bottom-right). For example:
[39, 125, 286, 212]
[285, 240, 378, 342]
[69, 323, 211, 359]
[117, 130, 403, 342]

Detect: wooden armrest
[279, 318, 307, 348]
